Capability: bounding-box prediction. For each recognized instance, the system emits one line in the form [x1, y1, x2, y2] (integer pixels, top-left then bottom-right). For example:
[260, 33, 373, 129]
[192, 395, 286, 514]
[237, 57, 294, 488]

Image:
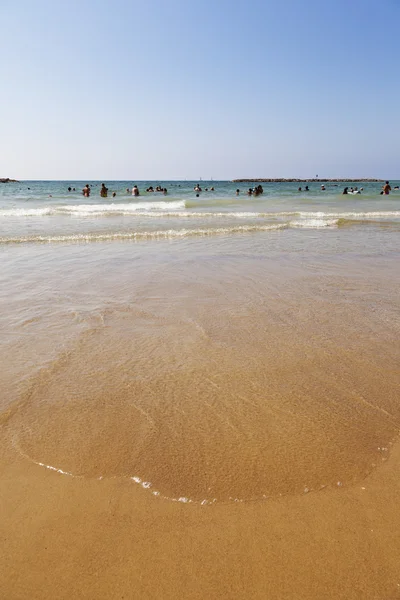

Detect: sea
[0, 179, 399, 242]
[1, 179, 400, 504]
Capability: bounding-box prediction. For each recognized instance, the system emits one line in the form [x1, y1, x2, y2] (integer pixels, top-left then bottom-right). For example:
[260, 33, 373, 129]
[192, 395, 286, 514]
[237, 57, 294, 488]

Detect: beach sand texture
[1, 234, 400, 599]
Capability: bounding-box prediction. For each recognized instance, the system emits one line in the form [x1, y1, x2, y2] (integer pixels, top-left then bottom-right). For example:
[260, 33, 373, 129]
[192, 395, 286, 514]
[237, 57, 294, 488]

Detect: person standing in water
[100, 183, 108, 198]
[383, 181, 391, 195]
[82, 184, 91, 197]
[132, 185, 140, 196]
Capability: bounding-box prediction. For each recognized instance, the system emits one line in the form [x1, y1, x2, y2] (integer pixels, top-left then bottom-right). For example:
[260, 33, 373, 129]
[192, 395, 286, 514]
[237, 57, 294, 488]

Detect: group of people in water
[194, 184, 215, 192]
[79, 183, 167, 198]
[342, 181, 395, 195]
[296, 181, 395, 196]
[145, 186, 168, 195]
[342, 186, 363, 195]
[193, 184, 215, 197]
[244, 185, 264, 196]
[69, 181, 398, 199]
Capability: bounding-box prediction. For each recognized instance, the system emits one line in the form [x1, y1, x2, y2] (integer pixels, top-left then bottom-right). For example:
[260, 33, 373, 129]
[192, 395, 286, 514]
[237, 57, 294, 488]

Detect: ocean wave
[0, 200, 186, 217]
[58, 200, 186, 215]
[1, 205, 399, 220]
[297, 211, 400, 218]
[0, 207, 53, 217]
[0, 224, 287, 244]
[289, 218, 339, 228]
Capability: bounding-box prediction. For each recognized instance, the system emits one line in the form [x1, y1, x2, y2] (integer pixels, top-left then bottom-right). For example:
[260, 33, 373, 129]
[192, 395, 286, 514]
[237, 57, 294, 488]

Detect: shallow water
[1, 188, 399, 504]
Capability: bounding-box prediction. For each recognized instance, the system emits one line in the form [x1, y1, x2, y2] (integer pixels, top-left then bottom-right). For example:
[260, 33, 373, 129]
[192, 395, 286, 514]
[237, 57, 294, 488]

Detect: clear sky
[1, 0, 399, 180]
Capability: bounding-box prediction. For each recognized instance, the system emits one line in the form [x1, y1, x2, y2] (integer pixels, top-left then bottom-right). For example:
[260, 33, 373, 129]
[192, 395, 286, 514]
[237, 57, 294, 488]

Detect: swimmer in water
[82, 184, 90, 197]
[383, 181, 391, 195]
[132, 185, 140, 196]
[100, 183, 108, 198]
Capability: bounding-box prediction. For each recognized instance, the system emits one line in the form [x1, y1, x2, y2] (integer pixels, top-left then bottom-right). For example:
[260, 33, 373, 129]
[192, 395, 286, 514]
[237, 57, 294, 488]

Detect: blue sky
[1, 0, 399, 179]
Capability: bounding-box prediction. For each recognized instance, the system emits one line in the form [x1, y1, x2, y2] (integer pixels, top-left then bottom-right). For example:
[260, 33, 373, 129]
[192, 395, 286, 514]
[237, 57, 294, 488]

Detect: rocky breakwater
[0, 178, 19, 183]
[233, 178, 383, 183]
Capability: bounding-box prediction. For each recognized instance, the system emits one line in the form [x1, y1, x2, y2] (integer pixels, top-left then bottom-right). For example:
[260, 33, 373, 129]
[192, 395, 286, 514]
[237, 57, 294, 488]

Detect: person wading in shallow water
[100, 183, 108, 198]
[82, 184, 91, 197]
[383, 181, 391, 195]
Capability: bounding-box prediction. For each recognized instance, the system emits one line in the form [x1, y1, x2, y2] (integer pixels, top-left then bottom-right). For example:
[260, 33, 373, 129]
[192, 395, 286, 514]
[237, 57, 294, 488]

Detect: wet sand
[1, 234, 400, 598]
[2, 440, 400, 599]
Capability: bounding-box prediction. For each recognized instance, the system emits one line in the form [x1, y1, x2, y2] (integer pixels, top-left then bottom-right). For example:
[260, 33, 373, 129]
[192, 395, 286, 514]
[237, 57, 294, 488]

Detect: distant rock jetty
[233, 178, 383, 183]
[0, 178, 19, 183]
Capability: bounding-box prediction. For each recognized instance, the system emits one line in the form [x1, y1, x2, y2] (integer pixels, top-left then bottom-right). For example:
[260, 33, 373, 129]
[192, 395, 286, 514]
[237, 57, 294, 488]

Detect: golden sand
[1, 433, 400, 599]
[1, 250, 400, 598]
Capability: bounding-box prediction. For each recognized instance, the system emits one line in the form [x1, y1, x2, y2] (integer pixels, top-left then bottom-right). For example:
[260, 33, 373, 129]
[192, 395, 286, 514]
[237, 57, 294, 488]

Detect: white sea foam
[289, 218, 339, 228]
[0, 207, 53, 217]
[297, 211, 400, 218]
[0, 201, 186, 217]
[57, 200, 186, 215]
[0, 206, 399, 220]
[0, 224, 287, 244]
[124, 211, 263, 219]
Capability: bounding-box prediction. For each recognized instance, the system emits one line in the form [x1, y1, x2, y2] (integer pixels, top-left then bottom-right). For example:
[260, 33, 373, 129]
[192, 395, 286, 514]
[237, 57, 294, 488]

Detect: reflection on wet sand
[1, 236, 400, 599]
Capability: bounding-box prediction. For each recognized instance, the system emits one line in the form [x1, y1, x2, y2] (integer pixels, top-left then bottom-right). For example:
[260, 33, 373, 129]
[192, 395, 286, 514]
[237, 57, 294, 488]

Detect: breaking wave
[0, 200, 186, 217]
[0, 206, 399, 220]
[0, 224, 287, 244]
[290, 218, 339, 228]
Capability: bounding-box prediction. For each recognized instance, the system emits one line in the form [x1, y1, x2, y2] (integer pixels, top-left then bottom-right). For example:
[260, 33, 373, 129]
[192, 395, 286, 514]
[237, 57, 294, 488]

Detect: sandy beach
[3, 0, 400, 590]
[2, 438, 400, 599]
[1, 223, 400, 598]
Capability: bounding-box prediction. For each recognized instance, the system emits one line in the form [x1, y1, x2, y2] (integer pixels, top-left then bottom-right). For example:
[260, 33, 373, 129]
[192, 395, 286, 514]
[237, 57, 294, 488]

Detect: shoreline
[1, 222, 399, 599]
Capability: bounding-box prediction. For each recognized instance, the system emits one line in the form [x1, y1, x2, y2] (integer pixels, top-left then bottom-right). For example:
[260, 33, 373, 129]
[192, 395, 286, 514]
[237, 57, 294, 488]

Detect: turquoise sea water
[0, 180, 399, 242]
